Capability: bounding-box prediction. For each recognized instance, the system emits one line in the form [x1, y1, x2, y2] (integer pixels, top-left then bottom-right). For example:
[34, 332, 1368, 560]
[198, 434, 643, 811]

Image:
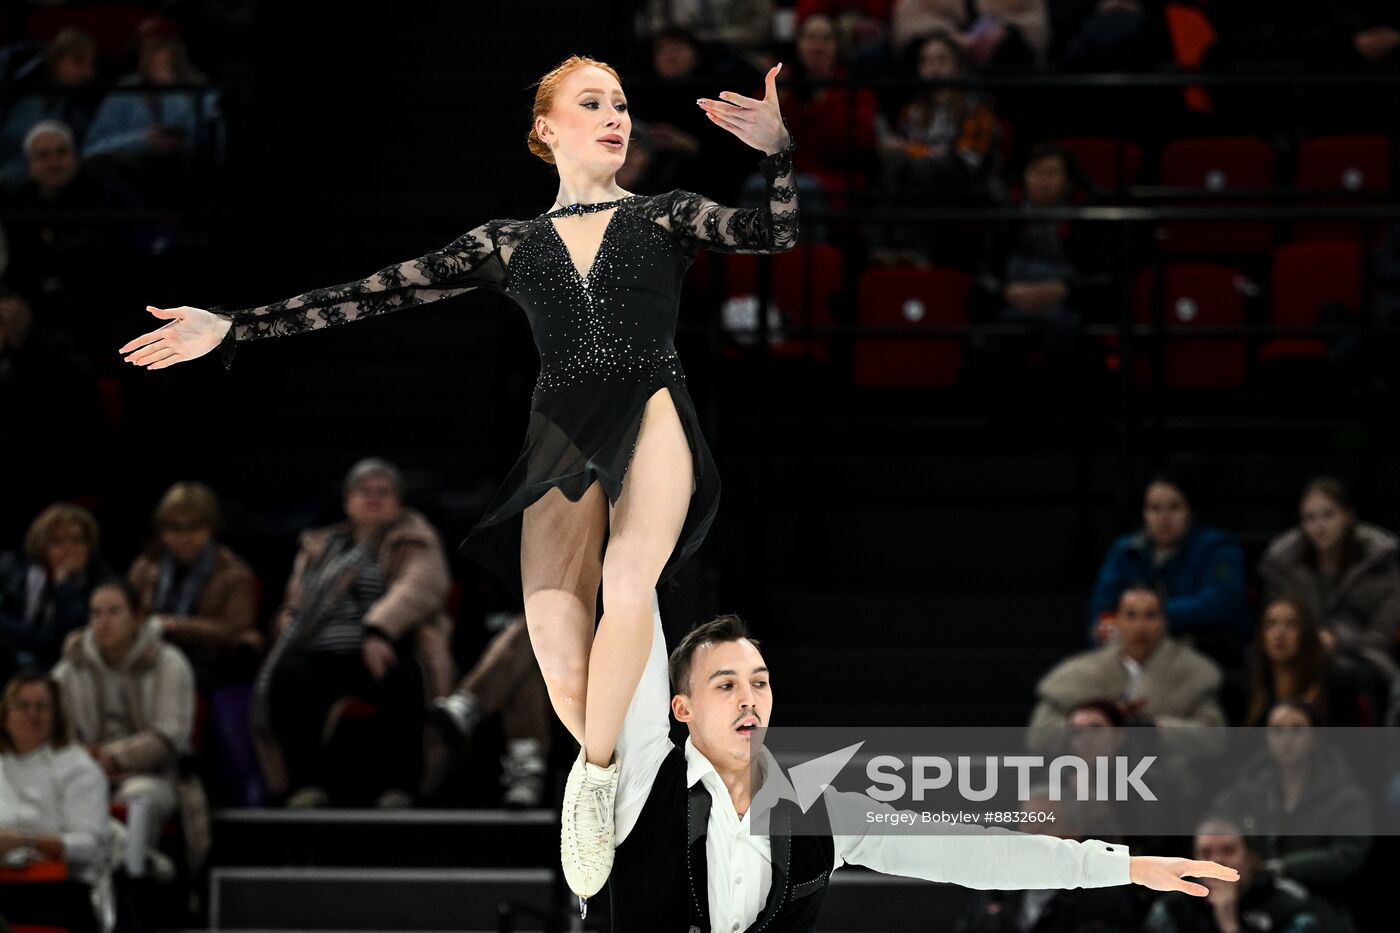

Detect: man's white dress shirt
[614, 598, 1132, 933]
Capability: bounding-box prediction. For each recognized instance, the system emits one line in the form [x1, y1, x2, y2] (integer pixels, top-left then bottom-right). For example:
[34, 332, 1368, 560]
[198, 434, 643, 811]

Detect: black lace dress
[212, 137, 797, 591]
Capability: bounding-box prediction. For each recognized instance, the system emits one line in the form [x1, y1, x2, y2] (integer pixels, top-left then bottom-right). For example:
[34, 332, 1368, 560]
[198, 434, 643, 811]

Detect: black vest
[610, 746, 836, 933]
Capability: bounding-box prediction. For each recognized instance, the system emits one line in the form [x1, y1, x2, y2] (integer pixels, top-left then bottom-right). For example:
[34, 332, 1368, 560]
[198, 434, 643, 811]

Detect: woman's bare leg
[583, 388, 693, 767]
[520, 482, 607, 747]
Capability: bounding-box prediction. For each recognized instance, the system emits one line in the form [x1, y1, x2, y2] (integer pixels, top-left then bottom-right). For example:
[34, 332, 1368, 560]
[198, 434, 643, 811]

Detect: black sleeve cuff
[209, 305, 237, 370]
[759, 123, 795, 180]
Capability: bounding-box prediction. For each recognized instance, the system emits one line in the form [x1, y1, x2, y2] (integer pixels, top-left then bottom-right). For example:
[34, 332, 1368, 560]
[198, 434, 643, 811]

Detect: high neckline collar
[543, 193, 641, 219]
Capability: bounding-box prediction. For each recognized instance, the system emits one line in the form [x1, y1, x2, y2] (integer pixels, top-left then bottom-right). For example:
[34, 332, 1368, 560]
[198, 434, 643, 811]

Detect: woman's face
[797, 16, 839, 77]
[43, 520, 89, 574]
[653, 36, 698, 80]
[1143, 482, 1191, 549]
[1265, 704, 1315, 767]
[539, 65, 630, 170]
[1024, 155, 1070, 207]
[917, 39, 959, 81]
[5, 682, 55, 755]
[90, 585, 140, 661]
[1300, 491, 1352, 555]
[159, 510, 213, 564]
[140, 43, 177, 85]
[1261, 602, 1303, 664]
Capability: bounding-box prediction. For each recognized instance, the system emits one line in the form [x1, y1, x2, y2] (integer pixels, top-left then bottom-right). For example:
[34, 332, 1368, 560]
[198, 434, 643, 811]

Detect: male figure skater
[606, 605, 1239, 931]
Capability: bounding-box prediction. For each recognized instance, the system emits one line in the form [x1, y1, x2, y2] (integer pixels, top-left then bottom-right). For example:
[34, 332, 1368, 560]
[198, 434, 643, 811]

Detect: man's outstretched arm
[827, 791, 1237, 895]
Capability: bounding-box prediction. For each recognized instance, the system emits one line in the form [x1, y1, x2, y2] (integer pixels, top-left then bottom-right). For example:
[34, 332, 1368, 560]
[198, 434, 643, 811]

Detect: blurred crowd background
[1, 1, 1398, 932]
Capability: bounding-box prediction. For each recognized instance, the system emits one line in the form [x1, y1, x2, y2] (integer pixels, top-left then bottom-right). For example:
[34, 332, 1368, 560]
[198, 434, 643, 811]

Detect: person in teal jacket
[1089, 473, 1250, 669]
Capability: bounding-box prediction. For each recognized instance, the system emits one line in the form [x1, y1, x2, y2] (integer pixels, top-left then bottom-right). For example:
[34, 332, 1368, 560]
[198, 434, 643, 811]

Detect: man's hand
[1130, 856, 1239, 896]
[363, 635, 397, 680]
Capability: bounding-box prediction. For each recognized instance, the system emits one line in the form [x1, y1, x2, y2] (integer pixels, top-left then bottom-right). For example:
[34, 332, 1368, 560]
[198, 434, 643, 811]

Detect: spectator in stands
[781, 13, 878, 179]
[0, 290, 103, 543]
[1142, 815, 1320, 933]
[636, 0, 775, 57]
[1258, 477, 1400, 682]
[1049, 0, 1166, 70]
[0, 671, 109, 933]
[0, 503, 113, 673]
[127, 481, 262, 690]
[626, 26, 759, 199]
[1210, 700, 1371, 933]
[1030, 585, 1226, 800]
[81, 17, 222, 202]
[0, 120, 141, 349]
[891, 0, 965, 57]
[795, 0, 894, 61]
[892, 1, 1048, 65]
[1089, 473, 1250, 669]
[254, 458, 453, 809]
[951, 784, 1145, 932]
[1205, 2, 1397, 69]
[52, 577, 204, 880]
[978, 142, 1107, 381]
[430, 613, 550, 807]
[1245, 597, 1378, 728]
[870, 30, 1001, 266]
[0, 28, 104, 188]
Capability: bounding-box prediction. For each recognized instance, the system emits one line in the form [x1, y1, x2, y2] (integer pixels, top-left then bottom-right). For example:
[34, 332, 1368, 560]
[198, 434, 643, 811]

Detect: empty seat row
[695, 241, 1371, 390]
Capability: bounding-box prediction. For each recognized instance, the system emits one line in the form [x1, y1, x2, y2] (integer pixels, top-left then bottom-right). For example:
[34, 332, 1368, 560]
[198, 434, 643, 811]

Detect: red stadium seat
[1133, 264, 1249, 390]
[1295, 136, 1392, 242]
[721, 245, 843, 362]
[1052, 137, 1143, 192]
[1158, 137, 1275, 256]
[853, 266, 970, 388]
[1260, 241, 1362, 362]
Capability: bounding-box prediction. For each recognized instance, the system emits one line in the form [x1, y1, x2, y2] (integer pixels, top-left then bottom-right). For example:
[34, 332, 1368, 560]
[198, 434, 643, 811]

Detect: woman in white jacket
[0, 670, 109, 933]
[53, 577, 200, 872]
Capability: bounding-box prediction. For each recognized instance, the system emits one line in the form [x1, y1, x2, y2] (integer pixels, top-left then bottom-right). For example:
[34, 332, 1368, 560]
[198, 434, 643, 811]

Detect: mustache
[733, 711, 762, 728]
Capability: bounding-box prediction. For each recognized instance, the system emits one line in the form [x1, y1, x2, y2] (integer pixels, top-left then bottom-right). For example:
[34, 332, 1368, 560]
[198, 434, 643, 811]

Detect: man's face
[672, 638, 772, 768]
[344, 474, 402, 529]
[159, 510, 213, 565]
[1114, 589, 1165, 662]
[1143, 482, 1190, 549]
[27, 131, 78, 192]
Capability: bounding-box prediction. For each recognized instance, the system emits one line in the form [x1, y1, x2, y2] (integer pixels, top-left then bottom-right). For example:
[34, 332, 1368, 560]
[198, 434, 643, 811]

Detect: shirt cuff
[1082, 838, 1132, 887]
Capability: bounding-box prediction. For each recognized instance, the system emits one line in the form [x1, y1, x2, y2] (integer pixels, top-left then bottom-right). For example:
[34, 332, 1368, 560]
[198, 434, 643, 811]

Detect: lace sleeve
[211, 221, 506, 369]
[668, 129, 797, 257]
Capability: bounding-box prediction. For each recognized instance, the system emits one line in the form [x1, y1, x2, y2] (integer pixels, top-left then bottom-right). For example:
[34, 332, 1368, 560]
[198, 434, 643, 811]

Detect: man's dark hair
[1118, 581, 1165, 611]
[668, 614, 760, 695]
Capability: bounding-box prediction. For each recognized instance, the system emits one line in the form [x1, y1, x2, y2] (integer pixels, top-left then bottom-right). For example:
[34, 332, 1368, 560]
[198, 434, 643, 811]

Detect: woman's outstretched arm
[671, 63, 798, 255]
[120, 220, 506, 370]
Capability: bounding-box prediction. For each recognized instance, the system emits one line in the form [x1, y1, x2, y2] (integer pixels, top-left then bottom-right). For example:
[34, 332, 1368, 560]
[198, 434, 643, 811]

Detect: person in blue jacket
[1090, 473, 1250, 669]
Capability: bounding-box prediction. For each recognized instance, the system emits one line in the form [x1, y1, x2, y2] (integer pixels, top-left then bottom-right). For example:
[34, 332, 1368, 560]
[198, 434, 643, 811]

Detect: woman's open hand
[697, 63, 790, 156]
[119, 305, 231, 369]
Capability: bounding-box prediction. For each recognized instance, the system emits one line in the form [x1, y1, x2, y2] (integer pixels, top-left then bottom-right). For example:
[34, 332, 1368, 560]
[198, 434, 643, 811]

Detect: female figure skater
[117, 55, 797, 902]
